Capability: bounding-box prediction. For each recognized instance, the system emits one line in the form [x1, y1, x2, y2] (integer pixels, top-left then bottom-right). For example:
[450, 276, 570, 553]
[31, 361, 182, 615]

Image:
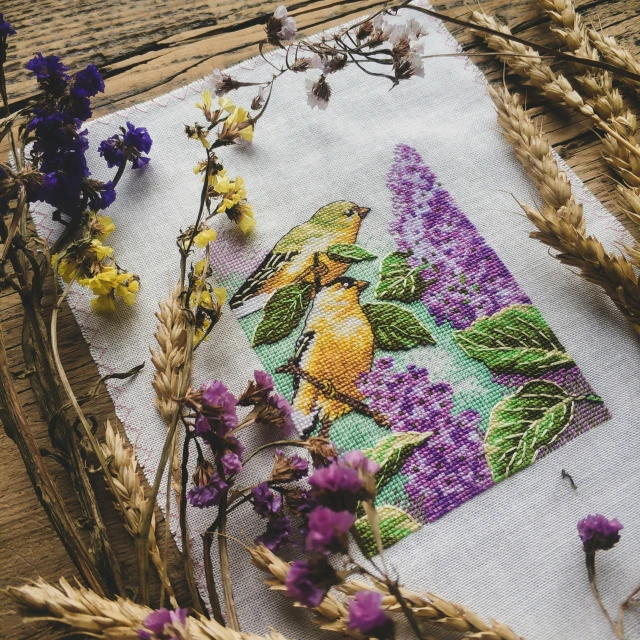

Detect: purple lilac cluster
[358, 357, 493, 523]
[387, 144, 529, 330]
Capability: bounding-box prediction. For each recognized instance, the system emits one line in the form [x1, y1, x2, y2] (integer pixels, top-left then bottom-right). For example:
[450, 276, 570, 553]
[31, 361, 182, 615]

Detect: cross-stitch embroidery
[214, 143, 609, 555]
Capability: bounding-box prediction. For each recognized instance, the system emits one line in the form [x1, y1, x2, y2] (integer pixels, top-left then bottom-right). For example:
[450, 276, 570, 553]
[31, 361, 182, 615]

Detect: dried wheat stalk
[470, 11, 640, 185]
[5, 578, 288, 640]
[491, 85, 640, 333]
[102, 420, 177, 607]
[150, 284, 187, 497]
[249, 545, 524, 640]
[588, 28, 640, 97]
[537, 0, 640, 238]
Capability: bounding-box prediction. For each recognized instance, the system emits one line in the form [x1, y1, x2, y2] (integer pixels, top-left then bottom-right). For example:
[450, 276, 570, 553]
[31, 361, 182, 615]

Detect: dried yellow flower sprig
[588, 28, 640, 98]
[5, 578, 290, 640]
[248, 544, 525, 640]
[491, 85, 640, 334]
[101, 420, 177, 607]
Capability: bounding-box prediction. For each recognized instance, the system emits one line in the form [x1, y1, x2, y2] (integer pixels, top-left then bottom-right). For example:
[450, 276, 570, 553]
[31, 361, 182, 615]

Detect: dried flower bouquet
[1, 3, 640, 640]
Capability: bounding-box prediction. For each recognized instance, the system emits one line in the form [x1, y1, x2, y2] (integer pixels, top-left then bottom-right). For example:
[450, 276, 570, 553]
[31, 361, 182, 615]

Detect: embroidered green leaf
[252, 282, 313, 347]
[363, 302, 435, 350]
[375, 251, 432, 303]
[364, 432, 431, 491]
[355, 505, 422, 557]
[327, 243, 377, 263]
[453, 304, 574, 375]
[485, 380, 595, 481]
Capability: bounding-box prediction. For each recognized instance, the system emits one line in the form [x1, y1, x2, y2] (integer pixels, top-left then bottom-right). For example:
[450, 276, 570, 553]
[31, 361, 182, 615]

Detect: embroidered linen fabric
[32, 6, 640, 639]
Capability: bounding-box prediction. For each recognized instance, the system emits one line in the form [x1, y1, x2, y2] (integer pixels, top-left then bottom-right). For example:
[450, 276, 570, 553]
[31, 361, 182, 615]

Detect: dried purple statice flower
[187, 461, 228, 509]
[138, 607, 188, 640]
[285, 557, 342, 607]
[221, 452, 242, 477]
[306, 437, 338, 468]
[237, 370, 275, 406]
[0, 13, 16, 38]
[306, 75, 331, 110]
[252, 482, 282, 517]
[211, 68, 241, 96]
[252, 391, 295, 435]
[578, 514, 623, 552]
[578, 514, 623, 581]
[305, 505, 355, 553]
[192, 380, 238, 436]
[99, 121, 152, 169]
[284, 487, 316, 515]
[25, 53, 70, 94]
[256, 514, 291, 551]
[266, 5, 297, 47]
[271, 448, 309, 483]
[348, 591, 395, 639]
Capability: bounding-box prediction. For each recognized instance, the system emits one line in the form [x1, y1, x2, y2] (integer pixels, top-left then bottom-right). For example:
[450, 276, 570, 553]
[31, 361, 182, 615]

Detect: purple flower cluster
[305, 506, 354, 553]
[138, 608, 188, 640]
[358, 357, 493, 523]
[348, 590, 395, 639]
[98, 121, 152, 169]
[285, 556, 341, 608]
[578, 514, 623, 552]
[187, 473, 228, 509]
[195, 380, 239, 437]
[387, 144, 529, 330]
[251, 483, 291, 551]
[0, 13, 16, 38]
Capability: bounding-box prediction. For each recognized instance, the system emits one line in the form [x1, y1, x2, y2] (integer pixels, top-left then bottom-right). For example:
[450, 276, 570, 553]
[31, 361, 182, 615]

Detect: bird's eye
[344, 208, 355, 217]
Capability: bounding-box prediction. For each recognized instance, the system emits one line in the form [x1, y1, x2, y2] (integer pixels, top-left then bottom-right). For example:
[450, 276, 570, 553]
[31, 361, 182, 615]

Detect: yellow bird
[229, 201, 370, 316]
[291, 277, 375, 435]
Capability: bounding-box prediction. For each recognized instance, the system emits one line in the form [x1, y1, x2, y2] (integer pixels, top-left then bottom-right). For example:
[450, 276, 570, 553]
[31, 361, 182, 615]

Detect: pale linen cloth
[32, 5, 640, 639]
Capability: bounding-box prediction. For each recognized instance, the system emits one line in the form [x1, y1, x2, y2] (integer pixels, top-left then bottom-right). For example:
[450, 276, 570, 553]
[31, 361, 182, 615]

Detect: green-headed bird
[229, 200, 370, 316]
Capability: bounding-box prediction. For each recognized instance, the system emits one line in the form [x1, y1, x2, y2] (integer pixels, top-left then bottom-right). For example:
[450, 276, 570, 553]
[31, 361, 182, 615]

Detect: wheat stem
[490, 84, 640, 334]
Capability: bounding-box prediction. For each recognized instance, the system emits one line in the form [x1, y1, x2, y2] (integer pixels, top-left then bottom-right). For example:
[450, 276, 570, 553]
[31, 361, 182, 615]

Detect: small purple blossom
[348, 591, 395, 639]
[221, 452, 242, 476]
[255, 370, 275, 393]
[256, 515, 291, 551]
[305, 506, 355, 553]
[309, 464, 363, 497]
[578, 514, 623, 551]
[98, 137, 125, 168]
[25, 54, 70, 93]
[124, 121, 153, 153]
[274, 5, 297, 40]
[266, 392, 295, 435]
[73, 64, 105, 98]
[306, 75, 330, 111]
[195, 380, 238, 436]
[285, 557, 341, 608]
[271, 449, 309, 483]
[0, 14, 16, 37]
[288, 453, 309, 479]
[138, 607, 188, 640]
[252, 482, 282, 517]
[99, 121, 152, 169]
[238, 370, 275, 407]
[341, 450, 380, 475]
[187, 473, 228, 509]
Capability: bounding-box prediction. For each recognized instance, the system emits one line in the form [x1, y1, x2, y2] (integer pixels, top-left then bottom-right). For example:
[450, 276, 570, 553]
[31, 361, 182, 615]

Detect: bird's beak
[355, 280, 369, 292]
[356, 205, 371, 219]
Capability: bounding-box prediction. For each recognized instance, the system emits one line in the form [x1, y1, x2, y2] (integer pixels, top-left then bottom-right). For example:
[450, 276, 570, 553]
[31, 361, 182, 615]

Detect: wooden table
[1, 0, 639, 637]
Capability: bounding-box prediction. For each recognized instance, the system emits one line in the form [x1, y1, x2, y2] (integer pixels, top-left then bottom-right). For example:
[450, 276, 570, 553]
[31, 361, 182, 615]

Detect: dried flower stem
[490, 85, 640, 333]
[0, 320, 106, 595]
[101, 420, 177, 608]
[5, 578, 288, 640]
[249, 545, 525, 640]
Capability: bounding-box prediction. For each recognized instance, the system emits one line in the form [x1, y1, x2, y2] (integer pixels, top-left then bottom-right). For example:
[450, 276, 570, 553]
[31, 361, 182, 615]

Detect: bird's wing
[229, 249, 299, 309]
[291, 330, 316, 395]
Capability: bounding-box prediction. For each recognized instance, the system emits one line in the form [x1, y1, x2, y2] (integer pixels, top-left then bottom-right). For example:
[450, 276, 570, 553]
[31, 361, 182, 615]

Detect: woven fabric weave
[32, 5, 640, 639]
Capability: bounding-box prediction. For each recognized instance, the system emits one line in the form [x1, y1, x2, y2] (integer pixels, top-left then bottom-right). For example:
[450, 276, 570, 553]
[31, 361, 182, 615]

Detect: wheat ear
[150, 284, 186, 497]
[470, 11, 640, 177]
[5, 578, 288, 640]
[249, 545, 524, 640]
[537, 0, 640, 239]
[101, 420, 177, 607]
[491, 85, 640, 333]
[588, 28, 640, 97]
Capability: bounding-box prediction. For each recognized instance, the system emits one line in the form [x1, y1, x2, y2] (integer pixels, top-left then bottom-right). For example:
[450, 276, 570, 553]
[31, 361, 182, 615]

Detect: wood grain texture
[1, 0, 639, 638]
